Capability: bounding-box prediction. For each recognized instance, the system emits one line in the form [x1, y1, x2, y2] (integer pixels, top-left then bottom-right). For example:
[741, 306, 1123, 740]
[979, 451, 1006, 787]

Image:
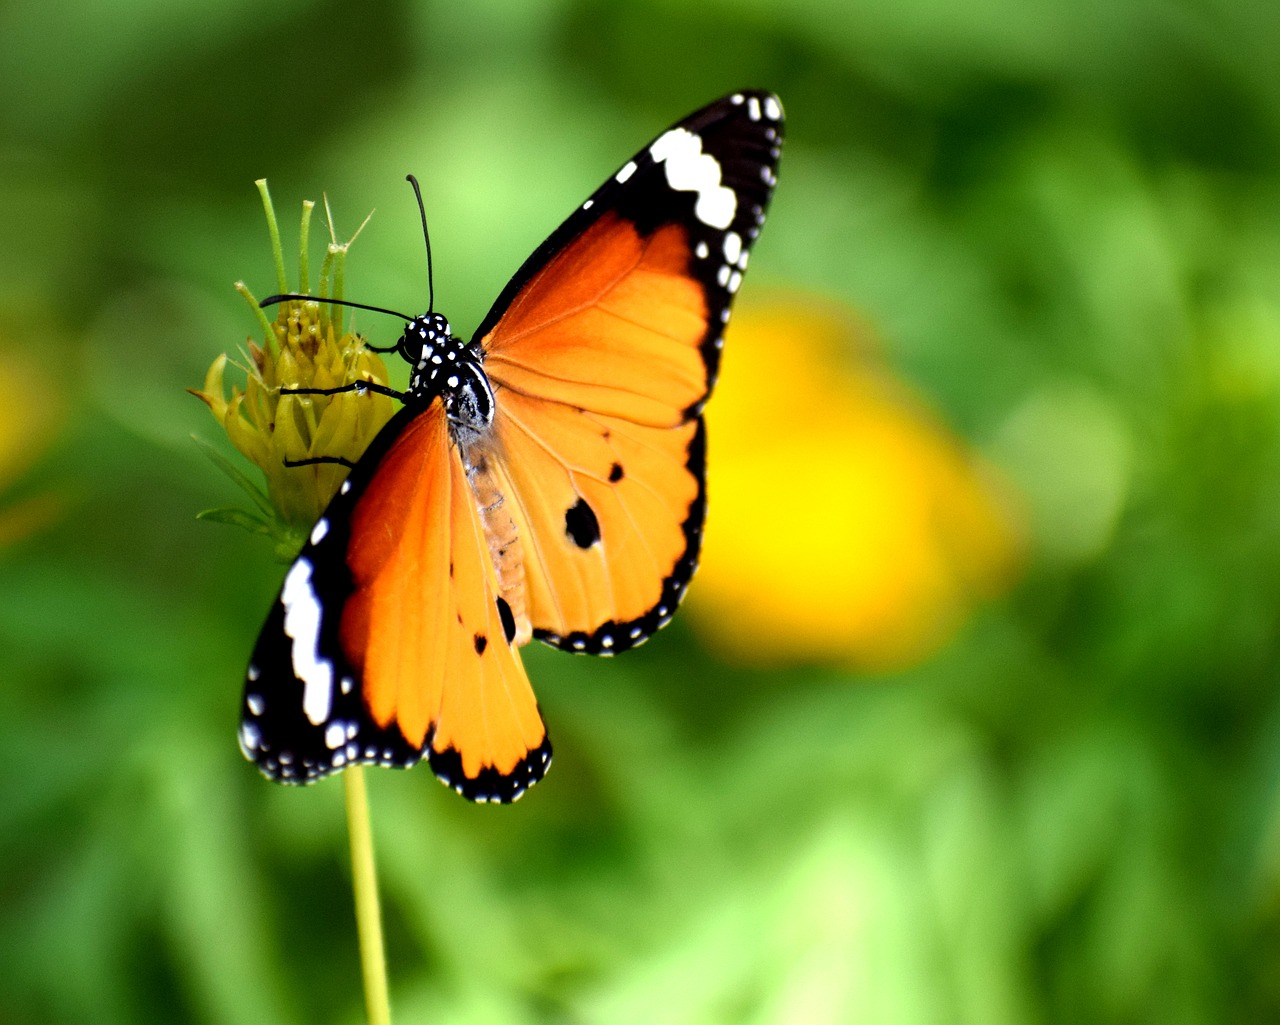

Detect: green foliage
[4, 0, 1280, 1022]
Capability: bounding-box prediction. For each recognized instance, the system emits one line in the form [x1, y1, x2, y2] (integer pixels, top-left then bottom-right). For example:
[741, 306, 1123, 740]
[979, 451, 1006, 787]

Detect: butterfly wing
[477, 90, 783, 653]
[239, 401, 551, 803]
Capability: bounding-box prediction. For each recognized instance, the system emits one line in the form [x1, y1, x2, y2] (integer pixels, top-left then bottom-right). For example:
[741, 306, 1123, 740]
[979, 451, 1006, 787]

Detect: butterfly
[238, 90, 784, 802]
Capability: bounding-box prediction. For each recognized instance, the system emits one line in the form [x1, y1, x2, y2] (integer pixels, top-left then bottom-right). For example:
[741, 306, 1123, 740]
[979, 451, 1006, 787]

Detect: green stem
[332, 243, 348, 307]
[235, 281, 278, 343]
[299, 200, 315, 300]
[344, 766, 392, 1025]
[318, 245, 337, 304]
[255, 180, 289, 297]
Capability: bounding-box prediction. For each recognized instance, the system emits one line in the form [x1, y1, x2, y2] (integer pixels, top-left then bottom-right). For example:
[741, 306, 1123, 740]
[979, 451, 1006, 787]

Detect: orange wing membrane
[238, 91, 782, 801]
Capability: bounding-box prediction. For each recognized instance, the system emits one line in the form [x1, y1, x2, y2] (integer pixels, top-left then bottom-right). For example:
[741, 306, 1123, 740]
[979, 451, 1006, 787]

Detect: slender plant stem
[255, 179, 289, 299]
[299, 200, 315, 300]
[344, 766, 392, 1025]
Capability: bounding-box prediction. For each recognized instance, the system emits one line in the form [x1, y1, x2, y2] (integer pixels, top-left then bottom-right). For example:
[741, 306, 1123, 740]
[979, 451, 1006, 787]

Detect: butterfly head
[398, 311, 455, 368]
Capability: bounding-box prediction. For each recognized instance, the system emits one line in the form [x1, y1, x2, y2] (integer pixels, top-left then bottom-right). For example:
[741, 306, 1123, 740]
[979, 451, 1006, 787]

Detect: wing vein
[487, 357, 696, 419]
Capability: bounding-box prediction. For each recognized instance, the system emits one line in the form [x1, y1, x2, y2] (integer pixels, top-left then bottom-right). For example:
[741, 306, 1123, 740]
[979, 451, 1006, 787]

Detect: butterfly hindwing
[240, 401, 551, 803]
[491, 394, 706, 654]
[478, 90, 783, 652]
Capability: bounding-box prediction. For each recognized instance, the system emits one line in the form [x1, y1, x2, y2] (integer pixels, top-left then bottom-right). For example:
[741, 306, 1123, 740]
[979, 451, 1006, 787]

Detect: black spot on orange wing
[473, 633, 488, 655]
[564, 498, 601, 548]
[608, 462, 624, 483]
[496, 596, 517, 644]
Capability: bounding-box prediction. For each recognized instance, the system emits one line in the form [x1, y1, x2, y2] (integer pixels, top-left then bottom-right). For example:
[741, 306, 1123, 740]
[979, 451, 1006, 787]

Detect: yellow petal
[189, 353, 231, 419]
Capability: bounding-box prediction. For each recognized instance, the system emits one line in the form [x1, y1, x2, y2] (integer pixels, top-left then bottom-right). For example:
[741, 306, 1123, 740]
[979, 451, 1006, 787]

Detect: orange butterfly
[238, 91, 784, 801]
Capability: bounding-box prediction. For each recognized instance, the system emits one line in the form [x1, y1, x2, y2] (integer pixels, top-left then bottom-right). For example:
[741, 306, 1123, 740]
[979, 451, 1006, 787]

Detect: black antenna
[405, 174, 433, 312]
[259, 294, 414, 322]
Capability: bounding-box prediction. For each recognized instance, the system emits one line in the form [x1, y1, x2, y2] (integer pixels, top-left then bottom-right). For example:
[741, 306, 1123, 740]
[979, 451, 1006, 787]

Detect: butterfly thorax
[399, 312, 495, 440]
[396, 311, 531, 645]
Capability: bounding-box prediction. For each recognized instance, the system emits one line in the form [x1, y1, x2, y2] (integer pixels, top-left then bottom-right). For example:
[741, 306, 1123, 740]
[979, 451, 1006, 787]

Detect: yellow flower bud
[191, 182, 398, 553]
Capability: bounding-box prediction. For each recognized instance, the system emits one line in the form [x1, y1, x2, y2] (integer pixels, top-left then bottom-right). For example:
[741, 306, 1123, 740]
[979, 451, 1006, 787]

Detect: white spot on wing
[281, 558, 333, 726]
[310, 518, 329, 546]
[763, 94, 782, 121]
[615, 160, 637, 184]
[239, 721, 261, 755]
[247, 693, 265, 716]
[722, 231, 742, 265]
[649, 128, 736, 229]
[325, 721, 346, 749]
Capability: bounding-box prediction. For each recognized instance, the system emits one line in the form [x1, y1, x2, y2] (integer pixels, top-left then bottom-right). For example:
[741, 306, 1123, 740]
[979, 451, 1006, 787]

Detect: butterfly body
[240, 90, 783, 802]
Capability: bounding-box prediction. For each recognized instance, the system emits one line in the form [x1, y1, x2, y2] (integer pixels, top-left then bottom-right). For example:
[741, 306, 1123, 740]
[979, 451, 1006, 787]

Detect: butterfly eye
[395, 322, 423, 363]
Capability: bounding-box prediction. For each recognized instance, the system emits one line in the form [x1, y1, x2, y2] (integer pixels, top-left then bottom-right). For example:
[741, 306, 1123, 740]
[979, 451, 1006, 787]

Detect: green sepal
[196, 506, 274, 534]
[190, 434, 275, 519]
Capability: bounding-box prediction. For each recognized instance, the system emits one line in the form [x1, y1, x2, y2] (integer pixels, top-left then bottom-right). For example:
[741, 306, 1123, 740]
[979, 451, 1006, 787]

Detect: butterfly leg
[276, 381, 407, 468]
[280, 380, 408, 401]
[283, 454, 357, 469]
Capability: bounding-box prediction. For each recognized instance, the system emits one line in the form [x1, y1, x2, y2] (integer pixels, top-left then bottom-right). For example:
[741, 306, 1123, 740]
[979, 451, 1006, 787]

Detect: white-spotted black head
[401, 312, 459, 390]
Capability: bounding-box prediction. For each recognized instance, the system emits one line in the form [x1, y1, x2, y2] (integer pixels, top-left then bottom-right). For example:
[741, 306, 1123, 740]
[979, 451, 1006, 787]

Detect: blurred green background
[5, 0, 1280, 1022]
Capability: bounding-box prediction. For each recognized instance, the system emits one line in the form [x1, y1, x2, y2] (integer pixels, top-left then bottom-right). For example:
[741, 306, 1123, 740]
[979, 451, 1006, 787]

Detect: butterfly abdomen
[462, 441, 532, 646]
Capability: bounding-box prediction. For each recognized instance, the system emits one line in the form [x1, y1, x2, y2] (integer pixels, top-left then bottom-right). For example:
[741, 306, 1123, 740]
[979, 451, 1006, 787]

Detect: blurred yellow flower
[691, 298, 1023, 671]
[192, 182, 397, 547]
[0, 348, 64, 548]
